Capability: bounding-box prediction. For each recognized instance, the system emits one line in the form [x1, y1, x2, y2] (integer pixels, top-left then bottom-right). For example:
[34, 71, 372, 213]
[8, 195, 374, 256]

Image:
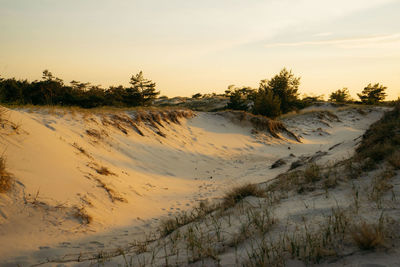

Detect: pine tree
[358, 83, 387, 104]
[260, 68, 300, 113]
[128, 71, 160, 106]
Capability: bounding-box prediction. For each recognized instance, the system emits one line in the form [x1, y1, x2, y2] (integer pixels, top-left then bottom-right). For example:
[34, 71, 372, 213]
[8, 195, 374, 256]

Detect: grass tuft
[222, 183, 264, 209]
[303, 163, 321, 183]
[351, 222, 384, 250]
[388, 150, 400, 169]
[86, 128, 103, 139]
[72, 142, 92, 158]
[95, 166, 115, 176]
[73, 206, 93, 225]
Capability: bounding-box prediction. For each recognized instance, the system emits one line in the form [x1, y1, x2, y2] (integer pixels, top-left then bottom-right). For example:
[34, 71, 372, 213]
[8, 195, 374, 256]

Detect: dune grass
[73, 206, 93, 225]
[356, 102, 400, 164]
[159, 200, 219, 237]
[351, 222, 384, 250]
[222, 183, 265, 209]
[0, 157, 12, 193]
[219, 110, 301, 142]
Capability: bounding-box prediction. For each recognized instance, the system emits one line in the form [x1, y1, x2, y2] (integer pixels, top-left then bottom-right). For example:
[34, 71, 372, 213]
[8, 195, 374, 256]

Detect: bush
[251, 68, 301, 118]
[226, 89, 248, 111]
[191, 93, 202, 99]
[329, 88, 351, 103]
[252, 89, 281, 118]
[225, 86, 254, 111]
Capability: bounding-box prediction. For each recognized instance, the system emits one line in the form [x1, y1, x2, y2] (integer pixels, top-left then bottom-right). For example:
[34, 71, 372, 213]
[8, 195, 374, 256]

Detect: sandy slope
[0, 105, 387, 266]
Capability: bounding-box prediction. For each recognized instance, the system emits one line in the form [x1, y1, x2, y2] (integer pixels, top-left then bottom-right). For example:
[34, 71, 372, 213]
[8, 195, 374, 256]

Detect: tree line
[0, 70, 160, 108]
[224, 68, 389, 118]
[0, 69, 390, 114]
[329, 84, 387, 104]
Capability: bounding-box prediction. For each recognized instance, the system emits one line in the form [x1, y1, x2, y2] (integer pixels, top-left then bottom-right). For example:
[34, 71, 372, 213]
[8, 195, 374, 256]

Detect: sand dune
[0, 105, 388, 265]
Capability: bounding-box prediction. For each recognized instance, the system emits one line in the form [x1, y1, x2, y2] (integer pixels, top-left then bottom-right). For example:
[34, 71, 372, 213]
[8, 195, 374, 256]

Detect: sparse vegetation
[356, 101, 400, 163]
[95, 166, 115, 176]
[222, 183, 265, 209]
[1, 87, 398, 266]
[303, 163, 321, 183]
[0, 157, 12, 193]
[72, 142, 92, 158]
[220, 110, 301, 142]
[86, 128, 103, 139]
[73, 206, 93, 225]
[89, 174, 126, 203]
[159, 200, 219, 237]
[351, 222, 384, 250]
[369, 170, 395, 205]
[388, 150, 400, 169]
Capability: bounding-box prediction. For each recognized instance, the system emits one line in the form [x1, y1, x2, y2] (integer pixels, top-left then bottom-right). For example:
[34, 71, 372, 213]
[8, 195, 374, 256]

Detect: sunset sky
[1, 0, 399, 99]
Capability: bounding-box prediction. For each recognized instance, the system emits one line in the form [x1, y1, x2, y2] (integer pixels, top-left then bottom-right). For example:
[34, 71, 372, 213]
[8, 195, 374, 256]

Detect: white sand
[0, 105, 389, 265]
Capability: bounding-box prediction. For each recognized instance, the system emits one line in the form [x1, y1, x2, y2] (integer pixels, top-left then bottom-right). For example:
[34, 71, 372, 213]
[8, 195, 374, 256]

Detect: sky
[0, 0, 399, 99]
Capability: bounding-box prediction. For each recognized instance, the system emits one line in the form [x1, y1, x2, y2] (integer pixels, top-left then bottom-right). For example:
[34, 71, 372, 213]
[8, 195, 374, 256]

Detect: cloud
[264, 33, 400, 48]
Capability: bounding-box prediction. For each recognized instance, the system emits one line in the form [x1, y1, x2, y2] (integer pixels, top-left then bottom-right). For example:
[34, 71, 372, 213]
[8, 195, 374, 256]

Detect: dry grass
[351, 222, 384, 250]
[29, 104, 400, 266]
[91, 176, 126, 203]
[315, 110, 341, 122]
[369, 170, 395, 204]
[356, 103, 400, 164]
[244, 206, 350, 266]
[303, 163, 321, 183]
[104, 114, 143, 136]
[95, 166, 115, 176]
[159, 200, 218, 237]
[222, 183, 265, 209]
[0, 107, 23, 134]
[388, 150, 400, 169]
[101, 109, 193, 137]
[219, 110, 301, 142]
[0, 157, 12, 193]
[86, 128, 103, 139]
[73, 206, 93, 225]
[267, 162, 329, 195]
[72, 142, 92, 159]
[280, 107, 346, 120]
